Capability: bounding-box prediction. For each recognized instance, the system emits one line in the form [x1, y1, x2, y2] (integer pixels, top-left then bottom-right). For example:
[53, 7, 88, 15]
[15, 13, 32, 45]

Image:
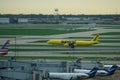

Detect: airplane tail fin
[88, 67, 98, 78]
[91, 34, 99, 44]
[107, 65, 118, 76]
[1, 40, 10, 49]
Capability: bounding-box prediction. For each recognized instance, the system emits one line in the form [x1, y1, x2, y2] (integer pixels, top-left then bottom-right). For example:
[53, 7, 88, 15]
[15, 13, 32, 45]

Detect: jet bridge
[0, 70, 32, 80]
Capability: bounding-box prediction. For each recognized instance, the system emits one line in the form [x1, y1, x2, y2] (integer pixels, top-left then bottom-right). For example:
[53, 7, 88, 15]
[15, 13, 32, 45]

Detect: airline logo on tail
[0, 40, 10, 55]
[77, 67, 98, 79]
[87, 67, 98, 78]
[107, 65, 118, 76]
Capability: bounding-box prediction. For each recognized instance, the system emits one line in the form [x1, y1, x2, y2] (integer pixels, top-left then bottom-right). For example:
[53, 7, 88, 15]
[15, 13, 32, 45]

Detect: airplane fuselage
[49, 67, 98, 80]
[74, 69, 108, 76]
[47, 40, 96, 46]
[49, 72, 89, 80]
[0, 49, 8, 55]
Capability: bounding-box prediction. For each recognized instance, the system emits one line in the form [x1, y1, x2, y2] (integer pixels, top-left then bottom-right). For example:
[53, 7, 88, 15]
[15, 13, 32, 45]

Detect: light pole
[54, 8, 59, 23]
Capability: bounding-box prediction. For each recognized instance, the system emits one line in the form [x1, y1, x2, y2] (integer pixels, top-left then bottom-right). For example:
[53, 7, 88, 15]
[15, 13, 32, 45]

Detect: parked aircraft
[0, 40, 10, 55]
[86, 23, 97, 30]
[47, 34, 99, 48]
[48, 67, 98, 80]
[74, 65, 118, 76]
[103, 64, 120, 70]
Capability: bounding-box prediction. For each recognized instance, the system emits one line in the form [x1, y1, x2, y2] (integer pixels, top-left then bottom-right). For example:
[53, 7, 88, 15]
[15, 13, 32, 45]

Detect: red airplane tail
[0, 40, 10, 55]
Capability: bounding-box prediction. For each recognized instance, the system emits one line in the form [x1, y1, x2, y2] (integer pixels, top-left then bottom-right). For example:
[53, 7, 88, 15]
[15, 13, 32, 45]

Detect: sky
[0, 0, 120, 14]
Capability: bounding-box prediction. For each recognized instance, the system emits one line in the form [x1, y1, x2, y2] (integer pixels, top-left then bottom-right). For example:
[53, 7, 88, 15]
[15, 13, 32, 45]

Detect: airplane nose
[47, 40, 50, 44]
[47, 41, 49, 43]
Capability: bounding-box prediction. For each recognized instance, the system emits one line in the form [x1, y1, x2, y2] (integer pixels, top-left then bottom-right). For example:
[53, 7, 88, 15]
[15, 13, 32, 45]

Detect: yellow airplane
[47, 34, 99, 48]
